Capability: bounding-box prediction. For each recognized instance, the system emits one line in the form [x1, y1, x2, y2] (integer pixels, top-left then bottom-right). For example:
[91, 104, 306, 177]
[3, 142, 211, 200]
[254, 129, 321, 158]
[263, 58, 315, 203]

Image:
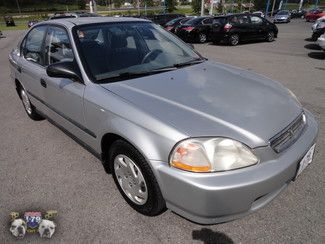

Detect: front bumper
[152, 110, 318, 224]
[274, 18, 289, 23]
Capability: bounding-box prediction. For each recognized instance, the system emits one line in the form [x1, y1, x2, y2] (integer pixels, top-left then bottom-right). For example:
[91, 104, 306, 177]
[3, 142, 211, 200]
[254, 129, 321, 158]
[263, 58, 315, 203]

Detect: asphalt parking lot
[0, 19, 324, 243]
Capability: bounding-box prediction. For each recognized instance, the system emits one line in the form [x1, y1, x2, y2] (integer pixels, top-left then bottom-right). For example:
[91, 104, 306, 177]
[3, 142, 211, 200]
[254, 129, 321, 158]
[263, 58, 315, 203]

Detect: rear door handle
[40, 78, 47, 88]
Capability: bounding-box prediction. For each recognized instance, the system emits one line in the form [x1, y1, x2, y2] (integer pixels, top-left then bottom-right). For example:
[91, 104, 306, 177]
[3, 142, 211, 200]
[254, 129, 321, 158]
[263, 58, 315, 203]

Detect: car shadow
[308, 52, 325, 60]
[208, 38, 275, 47]
[192, 228, 234, 244]
[304, 37, 314, 42]
[304, 44, 322, 50]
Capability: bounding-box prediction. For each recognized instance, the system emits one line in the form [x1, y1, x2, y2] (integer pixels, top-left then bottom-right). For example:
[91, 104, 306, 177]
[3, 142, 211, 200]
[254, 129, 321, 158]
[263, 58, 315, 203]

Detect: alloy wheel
[230, 34, 239, 46]
[267, 32, 275, 42]
[199, 33, 207, 43]
[114, 154, 148, 205]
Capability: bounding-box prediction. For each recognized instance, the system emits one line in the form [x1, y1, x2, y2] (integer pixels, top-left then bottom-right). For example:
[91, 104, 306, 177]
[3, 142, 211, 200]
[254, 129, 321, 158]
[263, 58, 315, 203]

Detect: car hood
[100, 61, 302, 148]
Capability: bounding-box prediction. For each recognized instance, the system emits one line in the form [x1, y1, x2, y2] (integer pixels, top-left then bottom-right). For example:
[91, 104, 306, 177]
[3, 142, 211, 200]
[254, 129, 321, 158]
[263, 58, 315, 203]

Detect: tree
[166, 0, 176, 13]
[113, 0, 123, 8]
[191, 0, 201, 14]
[254, 0, 266, 11]
[77, 0, 86, 10]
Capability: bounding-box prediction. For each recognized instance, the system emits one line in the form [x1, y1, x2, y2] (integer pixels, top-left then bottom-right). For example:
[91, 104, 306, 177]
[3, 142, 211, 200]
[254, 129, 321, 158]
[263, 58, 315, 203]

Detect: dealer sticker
[296, 144, 315, 178]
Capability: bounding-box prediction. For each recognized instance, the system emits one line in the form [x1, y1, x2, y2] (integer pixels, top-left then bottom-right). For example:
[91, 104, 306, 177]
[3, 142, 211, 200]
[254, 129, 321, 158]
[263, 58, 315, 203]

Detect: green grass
[0, 24, 27, 31]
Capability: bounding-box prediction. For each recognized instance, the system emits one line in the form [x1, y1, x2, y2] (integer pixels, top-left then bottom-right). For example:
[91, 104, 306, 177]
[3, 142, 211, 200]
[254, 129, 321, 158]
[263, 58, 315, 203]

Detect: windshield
[278, 11, 289, 15]
[74, 22, 202, 83]
[165, 17, 183, 26]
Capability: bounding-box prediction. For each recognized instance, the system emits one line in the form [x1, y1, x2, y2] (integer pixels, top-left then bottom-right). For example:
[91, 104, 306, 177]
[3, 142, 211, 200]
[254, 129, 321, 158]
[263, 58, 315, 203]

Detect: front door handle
[40, 78, 47, 88]
[17, 66, 22, 73]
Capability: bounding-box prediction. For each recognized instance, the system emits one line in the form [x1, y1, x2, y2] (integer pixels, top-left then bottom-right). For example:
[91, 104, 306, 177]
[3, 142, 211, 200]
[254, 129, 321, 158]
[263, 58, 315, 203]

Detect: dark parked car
[164, 16, 193, 33]
[290, 9, 306, 18]
[175, 16, 214, 43]
[211, 14, 278, 46]
[149, 13, 185, 26]
[4, 16, 15, 27]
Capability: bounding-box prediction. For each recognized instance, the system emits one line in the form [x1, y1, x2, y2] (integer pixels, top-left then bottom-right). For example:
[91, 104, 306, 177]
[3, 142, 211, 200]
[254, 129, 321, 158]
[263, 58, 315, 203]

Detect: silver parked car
[274, 10, 291, 23]
[9, 17, 318, 224]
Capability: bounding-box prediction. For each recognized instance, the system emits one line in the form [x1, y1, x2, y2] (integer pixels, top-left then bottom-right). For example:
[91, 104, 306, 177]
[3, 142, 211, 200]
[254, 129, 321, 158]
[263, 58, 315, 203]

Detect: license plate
[296, 144, 315, 178]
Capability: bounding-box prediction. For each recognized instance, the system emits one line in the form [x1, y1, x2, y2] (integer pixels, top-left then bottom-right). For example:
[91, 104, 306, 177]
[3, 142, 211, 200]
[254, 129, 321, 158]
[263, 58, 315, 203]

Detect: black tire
[266, 31, 275, 42]
[311, 33, 319, 41]
[18, 85, 44, 121]
[198, 33, 207, 43]
[109, 140, 166, 216]
[229, 34, 239, 46]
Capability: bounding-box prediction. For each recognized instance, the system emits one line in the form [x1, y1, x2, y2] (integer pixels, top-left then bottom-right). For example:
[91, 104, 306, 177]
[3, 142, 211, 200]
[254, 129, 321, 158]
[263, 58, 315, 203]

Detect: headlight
[170, 138, 259, 173]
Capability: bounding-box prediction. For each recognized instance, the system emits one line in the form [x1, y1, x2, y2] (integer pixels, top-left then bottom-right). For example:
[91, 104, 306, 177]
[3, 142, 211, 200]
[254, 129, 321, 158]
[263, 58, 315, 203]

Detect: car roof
[43, 17, 150, 29]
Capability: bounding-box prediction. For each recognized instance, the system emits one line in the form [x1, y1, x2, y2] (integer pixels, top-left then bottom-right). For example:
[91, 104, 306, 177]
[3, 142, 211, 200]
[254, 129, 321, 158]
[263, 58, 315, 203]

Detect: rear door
[19, 25, 48, 113]
[232, 15, 252, 41]
[201, 17, 214, 39]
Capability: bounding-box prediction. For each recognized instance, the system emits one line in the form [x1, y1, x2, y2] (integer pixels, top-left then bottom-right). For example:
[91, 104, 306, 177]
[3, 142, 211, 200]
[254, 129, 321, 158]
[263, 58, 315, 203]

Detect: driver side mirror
[46, 61, 82, 82]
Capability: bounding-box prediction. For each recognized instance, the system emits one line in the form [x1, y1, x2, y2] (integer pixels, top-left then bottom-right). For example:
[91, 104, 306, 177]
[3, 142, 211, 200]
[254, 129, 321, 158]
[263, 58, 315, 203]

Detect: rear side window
[250, 16, 263, 25]
[202, 18, 213, 25]
[23, 25, 47, 65]
[44, 26, 74, 65]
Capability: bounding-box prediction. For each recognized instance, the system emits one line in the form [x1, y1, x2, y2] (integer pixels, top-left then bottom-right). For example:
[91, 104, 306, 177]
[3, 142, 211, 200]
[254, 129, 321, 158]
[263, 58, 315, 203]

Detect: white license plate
[296, 144, 315, 178]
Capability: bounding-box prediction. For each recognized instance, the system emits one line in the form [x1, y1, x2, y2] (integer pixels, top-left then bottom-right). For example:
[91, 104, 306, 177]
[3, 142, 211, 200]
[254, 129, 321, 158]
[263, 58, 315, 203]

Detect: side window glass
[23, 26, 47, 65]
[230, 16, 239, 24]
[203, 18, 213, 25]
[45, 26, 74, 65]
[250, 16, 263, 25]
[238, 15, 250, 24]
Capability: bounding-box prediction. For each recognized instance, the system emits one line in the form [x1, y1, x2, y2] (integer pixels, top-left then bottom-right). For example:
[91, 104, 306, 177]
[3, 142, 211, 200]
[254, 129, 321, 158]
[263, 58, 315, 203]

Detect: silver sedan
[9, 17, 318, 224]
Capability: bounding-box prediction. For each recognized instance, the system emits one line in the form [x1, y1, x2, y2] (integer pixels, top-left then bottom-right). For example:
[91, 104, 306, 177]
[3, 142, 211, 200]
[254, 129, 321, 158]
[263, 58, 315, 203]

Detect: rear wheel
[198, 33, 207, 43]
[229, 34, 239, 46]
[266, 31, 275, 42]
[109, 140, 166, 216]
[19, 86, 44, 121]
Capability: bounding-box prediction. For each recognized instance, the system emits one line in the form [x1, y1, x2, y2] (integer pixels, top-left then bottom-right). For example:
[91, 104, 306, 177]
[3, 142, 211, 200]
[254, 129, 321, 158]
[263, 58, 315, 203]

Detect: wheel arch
[15, 78, 22, 99]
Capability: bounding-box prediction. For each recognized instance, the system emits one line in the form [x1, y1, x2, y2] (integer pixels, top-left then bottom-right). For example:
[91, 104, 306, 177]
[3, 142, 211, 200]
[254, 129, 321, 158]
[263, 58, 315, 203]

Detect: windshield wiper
[97, 67, 177, 82]
[173, 58, 205, 68]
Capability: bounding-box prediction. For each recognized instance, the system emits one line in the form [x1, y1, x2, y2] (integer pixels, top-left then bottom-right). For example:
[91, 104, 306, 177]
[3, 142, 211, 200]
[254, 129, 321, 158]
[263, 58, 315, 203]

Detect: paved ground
[0, 19, 324, 243]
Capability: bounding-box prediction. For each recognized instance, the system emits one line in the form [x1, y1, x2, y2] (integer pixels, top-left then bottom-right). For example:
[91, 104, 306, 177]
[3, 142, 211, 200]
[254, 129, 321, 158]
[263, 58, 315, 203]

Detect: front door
[249, 15, 267, 39]
[42, 25, 92, 140]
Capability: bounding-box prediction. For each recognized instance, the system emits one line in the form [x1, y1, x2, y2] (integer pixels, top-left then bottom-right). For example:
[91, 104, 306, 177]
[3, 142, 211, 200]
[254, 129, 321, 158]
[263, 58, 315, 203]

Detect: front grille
[270, 113, 306, 153]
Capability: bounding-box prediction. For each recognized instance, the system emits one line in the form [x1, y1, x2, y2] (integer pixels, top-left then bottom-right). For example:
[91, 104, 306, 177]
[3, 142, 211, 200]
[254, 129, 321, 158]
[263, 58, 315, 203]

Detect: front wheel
[198, 33, 207, 43]
[19, 86, 44, 120]
[109, 140, 166, 216]
[266, 31, 275, 42]
[229, 34, 239, 46]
